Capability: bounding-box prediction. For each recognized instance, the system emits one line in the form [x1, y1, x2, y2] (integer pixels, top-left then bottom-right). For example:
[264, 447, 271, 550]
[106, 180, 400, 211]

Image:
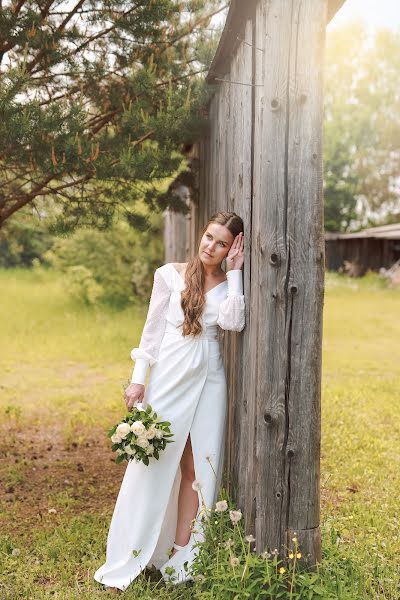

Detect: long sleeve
[130, 267, 171, 385]
[217, 269, 245, 332]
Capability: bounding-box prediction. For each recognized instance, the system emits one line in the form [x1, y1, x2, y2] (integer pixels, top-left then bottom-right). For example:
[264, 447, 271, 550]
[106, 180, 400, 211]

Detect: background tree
[324, 24, 400, 231]
[0, 0, 225, 231]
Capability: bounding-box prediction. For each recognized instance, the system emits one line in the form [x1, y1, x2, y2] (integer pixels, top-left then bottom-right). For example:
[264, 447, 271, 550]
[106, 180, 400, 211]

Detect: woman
[94, 211, 245, 591]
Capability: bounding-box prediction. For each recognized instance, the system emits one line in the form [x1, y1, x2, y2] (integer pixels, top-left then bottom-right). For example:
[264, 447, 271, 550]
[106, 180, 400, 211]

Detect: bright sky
[328, 0, 400, 32]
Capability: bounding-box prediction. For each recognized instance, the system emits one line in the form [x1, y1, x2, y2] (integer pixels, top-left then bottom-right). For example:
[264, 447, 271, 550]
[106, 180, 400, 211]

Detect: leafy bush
[44, 217, 163, 307]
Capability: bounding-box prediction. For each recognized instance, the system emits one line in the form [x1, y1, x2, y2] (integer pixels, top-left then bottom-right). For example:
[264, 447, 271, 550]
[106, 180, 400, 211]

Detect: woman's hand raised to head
[226, 232, 244, 271]
[124, 383, 145, 411]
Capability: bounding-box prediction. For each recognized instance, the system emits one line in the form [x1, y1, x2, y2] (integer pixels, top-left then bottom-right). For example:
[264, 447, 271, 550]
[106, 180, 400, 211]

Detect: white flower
[116, 423, 131, 438]
[144, 425, 157, 440]
[130, 421, 146, 436]
[136, 436, 149, 449]
[154, 428, 164, 439]
[215, 500, 228, 513]
[191, 480, 203, 492]
[111, 433, 122, 444]
[124, 446, 135, 456]
[229, 510, 242, 525]
[230, 556, 240, 567]
[245, 534, 255, 543]
[261, 551, 271, 560]
[48, 508, 57, 514]
[145, 444, 154, 455]
[12, 548, 21, 556]
[224, 538, 234, 549]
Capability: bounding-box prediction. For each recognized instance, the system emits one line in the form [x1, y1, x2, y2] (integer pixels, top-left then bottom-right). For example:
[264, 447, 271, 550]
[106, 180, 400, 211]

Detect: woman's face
[198, 223, 234, 268]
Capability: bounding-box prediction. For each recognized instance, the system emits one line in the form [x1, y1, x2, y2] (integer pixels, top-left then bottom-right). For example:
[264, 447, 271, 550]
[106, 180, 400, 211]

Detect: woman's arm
[216, 269, 245, 332]
[130, 266, 171, 385]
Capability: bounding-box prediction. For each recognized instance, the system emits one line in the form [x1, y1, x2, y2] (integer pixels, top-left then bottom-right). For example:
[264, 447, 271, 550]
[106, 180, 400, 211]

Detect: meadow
[0, 268, 399, 599]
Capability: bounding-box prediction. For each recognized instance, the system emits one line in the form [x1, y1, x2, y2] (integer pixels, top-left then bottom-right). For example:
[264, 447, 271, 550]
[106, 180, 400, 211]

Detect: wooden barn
[164, 0, 346, 566]
[325, 223, 400, 274]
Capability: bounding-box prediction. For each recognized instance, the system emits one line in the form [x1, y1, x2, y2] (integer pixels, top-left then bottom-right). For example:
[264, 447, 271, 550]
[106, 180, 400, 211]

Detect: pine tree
[0, 0, 225, 230]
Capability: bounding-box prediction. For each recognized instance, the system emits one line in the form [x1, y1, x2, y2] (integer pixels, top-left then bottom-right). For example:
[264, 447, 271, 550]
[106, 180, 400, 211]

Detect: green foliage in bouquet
[107, 403, 174, 466]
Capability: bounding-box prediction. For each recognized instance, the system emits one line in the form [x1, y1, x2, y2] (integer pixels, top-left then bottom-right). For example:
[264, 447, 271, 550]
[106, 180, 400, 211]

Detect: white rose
[116, 423, 131, 438]
[154, 429, 164, 439]
[145, 425, 157, 440]
[124, 446, 135, 456]
[136, 436, 149, 449]
[145, 444, 154, 455]
[111, 433, 122, 444]
[130, 421, 146, 436]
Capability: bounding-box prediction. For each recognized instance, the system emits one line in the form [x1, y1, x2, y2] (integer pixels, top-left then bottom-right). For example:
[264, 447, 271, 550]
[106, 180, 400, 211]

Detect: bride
[94, 211, 245, 591]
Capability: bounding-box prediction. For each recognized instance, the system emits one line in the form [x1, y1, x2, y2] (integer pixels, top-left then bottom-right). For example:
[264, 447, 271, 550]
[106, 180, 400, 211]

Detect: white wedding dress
[94, 262, 245, 591]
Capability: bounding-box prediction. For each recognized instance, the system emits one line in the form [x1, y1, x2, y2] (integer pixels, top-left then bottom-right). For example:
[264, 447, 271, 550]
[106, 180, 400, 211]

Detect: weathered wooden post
[247, 0, 328, 566]
[165, 0, 346, 568]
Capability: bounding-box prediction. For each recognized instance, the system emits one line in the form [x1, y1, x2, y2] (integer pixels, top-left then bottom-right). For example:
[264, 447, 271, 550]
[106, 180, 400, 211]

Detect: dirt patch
[0, 421, 124, 538]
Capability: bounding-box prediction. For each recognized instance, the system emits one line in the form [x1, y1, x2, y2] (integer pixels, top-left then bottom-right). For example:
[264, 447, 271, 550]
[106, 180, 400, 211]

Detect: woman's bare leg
[171, 435, 199, 556]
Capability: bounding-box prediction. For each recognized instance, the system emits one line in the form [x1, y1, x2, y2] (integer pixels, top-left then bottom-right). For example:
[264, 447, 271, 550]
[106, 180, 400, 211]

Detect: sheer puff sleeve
[130, 266, 171, 385]
[217, 269, 245, 332]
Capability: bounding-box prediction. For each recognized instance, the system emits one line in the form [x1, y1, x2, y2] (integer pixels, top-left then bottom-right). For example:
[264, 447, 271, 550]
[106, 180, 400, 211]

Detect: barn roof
[207, 0, 347, 84]
[325, 223, 400, 241]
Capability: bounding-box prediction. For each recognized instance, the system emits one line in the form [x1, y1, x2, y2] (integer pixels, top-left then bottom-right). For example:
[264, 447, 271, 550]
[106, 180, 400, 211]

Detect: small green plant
[4, 404, 22, 424]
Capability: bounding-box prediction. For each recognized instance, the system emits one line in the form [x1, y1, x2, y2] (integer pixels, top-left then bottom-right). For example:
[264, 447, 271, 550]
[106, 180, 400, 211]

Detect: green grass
[0, 268, 399, 598]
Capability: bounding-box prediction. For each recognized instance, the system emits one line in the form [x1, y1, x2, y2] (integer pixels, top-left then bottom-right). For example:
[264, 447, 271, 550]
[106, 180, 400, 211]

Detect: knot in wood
[270, 98, 280, 111]
[290, 285, 298, 294]
[269, 252, 280, 266]
[263, 412, 273, 425]
[287, 448, 295, 458]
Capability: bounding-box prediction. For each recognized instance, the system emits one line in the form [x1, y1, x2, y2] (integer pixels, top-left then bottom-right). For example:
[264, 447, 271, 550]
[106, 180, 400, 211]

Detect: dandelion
[12, 548, 21, 557]
[194, 574, 205, 582]
[288, 552, 294, 559]
[230, 556, 240, 567]
[261, 551, 271, 559]
[245, 534, 255, 543]
[279, 567, 286, 574]
[215, 500, 228, 512]
[191, 480, 203, 492]
[296, 552, 302, 558]
[224, 538, 234, 549]
[229, 509, 242, 525]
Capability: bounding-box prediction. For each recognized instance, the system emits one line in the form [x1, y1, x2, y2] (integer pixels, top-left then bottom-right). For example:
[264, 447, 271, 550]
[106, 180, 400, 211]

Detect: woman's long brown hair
[180, 211, 244, 337]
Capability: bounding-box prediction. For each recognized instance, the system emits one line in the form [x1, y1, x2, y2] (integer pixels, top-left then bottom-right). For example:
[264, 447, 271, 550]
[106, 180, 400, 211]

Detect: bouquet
[107, 402, 174, 465]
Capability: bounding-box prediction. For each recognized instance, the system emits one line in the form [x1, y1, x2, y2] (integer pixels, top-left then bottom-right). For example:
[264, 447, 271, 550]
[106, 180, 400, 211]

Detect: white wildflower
[191, 480, 203, 492]
[229, 509, 242, 525]
[230, 556, 240, 567]
[215, 500, 228, 512]
[12, 548, 21, 556]
[245, 534, 256, 543]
